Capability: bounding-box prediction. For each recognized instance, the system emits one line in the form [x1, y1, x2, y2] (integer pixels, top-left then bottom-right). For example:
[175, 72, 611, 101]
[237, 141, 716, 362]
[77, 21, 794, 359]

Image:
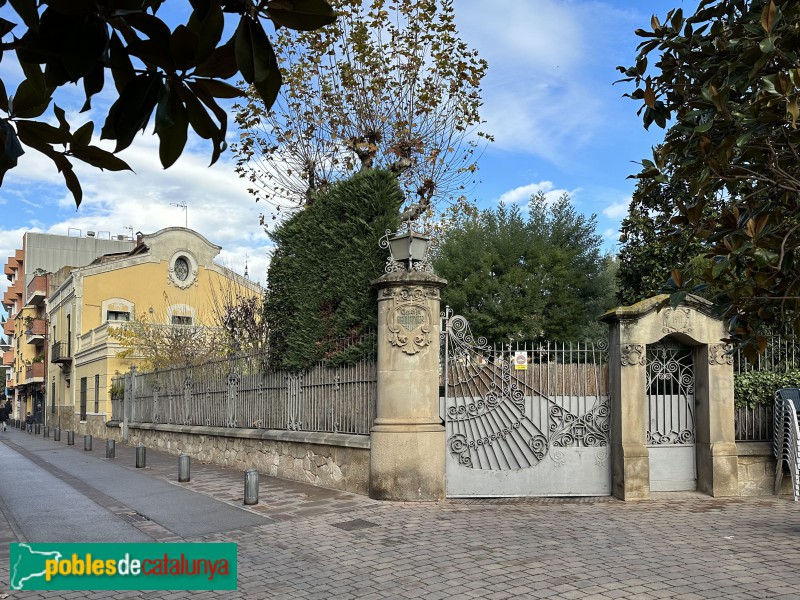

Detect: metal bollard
[43, 426, 49, 438]
[178, 454, 191, 483]
[66, 430, 74, 445]
[84, 435, 92, 451]
[106, 439, 115, 459]
[244, 469, 259, 505]
[135, 445, 146, 468]
[34, 424, 41, 435]
[54, 427, 61, 441]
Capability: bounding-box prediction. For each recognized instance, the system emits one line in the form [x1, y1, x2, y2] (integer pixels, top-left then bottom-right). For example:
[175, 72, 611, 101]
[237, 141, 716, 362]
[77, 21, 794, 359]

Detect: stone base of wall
[127, 424, 370, 495]
[737, 442, 793, 496]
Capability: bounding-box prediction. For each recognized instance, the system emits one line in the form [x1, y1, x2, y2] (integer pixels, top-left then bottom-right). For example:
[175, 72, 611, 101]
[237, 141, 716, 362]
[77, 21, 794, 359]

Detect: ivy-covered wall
[266, 169, 402, 370]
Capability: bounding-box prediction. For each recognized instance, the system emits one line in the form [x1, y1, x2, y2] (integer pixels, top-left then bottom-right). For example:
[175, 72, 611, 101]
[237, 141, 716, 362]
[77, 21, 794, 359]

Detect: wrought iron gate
[646, 340, 696, 491]
[441, 308, 611, 497]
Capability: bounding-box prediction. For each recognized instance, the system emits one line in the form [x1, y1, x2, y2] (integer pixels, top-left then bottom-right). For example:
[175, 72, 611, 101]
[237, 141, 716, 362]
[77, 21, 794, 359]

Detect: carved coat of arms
[386, 287, 432, 355]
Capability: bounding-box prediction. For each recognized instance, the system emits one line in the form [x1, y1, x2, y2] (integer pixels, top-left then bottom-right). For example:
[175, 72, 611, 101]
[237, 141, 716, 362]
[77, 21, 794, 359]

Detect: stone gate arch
[601, 295, 737, 500]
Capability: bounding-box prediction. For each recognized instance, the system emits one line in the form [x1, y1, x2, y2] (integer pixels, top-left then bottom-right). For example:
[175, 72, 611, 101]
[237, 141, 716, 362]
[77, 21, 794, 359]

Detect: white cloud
[603, 196, 631, 219]
[455, 0, 648, 161]
[4, 131, 272, 287]
[496, 180, 575, 206]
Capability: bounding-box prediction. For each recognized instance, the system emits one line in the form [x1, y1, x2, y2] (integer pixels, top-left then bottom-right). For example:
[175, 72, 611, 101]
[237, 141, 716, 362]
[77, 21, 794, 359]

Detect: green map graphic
[10, 543, 63, 590]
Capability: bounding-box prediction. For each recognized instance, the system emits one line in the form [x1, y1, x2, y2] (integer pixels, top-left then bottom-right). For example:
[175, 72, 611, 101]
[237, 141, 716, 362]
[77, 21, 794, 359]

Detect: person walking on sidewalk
[25, 411, 34, 432]
[0, 403, 8, 431]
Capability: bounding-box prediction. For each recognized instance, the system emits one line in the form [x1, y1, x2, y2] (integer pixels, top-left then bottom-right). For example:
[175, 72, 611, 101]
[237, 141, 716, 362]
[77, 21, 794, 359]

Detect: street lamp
[380, 223, 432, 272]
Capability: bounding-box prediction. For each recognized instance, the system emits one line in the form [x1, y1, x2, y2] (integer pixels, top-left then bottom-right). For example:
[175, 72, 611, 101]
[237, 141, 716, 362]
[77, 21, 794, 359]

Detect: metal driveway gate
[646, 340, 696, 491]
[441, 309, 611, 497]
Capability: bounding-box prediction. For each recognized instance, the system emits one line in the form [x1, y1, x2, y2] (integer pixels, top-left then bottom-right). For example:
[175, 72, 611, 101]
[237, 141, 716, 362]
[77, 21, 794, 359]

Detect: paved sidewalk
[2, 426, 800, 599]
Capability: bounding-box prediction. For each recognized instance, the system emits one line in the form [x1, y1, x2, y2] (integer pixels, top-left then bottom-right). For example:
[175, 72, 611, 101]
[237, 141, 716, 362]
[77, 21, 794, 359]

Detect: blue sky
[0, 0, 686, 291]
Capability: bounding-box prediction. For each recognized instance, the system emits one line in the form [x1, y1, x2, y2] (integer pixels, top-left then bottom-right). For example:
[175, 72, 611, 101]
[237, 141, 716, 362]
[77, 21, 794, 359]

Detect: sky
[0, 0, 687, 295]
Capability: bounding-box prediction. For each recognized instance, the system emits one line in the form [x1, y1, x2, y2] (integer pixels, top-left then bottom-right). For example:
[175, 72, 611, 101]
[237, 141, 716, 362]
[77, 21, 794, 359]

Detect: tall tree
[0, 0, 335, 206]
[265, 169, 402, 370]
[617, 0, 800, 356]
[616, 180, 710, 306]
[433, 194, 616, 344]
[234, 0, 490, 222]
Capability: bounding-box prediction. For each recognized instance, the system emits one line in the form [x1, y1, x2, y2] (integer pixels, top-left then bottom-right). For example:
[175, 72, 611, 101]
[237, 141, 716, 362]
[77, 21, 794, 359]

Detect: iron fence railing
[115, 348, 377, 436]
[734, 404, 773, 442]
[734, 335, 800, 374]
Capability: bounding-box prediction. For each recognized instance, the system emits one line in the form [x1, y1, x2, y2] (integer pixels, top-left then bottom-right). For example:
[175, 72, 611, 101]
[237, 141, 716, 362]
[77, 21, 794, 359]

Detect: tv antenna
[170, 202, 188, 228]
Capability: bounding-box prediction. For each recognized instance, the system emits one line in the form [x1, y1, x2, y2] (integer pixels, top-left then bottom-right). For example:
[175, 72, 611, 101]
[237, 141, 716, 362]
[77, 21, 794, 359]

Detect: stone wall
[126, 424, 370, 495]
[737, 442, 792, 496]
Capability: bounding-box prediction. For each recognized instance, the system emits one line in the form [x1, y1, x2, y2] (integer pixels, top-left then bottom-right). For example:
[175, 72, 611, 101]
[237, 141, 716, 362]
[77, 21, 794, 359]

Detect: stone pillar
[605, 321, 651, 500]
[696, 343, 739, 496]
[370, 270, 447, 501]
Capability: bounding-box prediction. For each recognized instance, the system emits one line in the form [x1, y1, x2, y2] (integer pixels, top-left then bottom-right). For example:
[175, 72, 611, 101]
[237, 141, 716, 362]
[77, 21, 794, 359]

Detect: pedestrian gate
[646, 340, 696, 491]
[441, 309, 611, 497]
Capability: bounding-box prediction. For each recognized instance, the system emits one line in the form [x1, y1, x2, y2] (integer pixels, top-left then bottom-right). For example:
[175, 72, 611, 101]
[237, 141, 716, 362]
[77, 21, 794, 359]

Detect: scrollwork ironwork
[646, 341, 695, 446]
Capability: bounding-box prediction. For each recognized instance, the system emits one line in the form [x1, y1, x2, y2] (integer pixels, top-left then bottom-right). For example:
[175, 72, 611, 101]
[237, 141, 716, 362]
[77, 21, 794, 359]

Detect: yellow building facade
[47, 228, 263, 432]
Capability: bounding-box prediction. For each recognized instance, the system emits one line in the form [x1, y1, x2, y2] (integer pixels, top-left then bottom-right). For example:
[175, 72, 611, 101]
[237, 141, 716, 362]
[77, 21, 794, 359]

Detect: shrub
[733, 369, 800, 408]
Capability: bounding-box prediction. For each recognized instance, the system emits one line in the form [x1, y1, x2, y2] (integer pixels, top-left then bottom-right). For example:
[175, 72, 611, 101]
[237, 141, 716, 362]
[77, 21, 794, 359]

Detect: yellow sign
[514, 351, 527, 370]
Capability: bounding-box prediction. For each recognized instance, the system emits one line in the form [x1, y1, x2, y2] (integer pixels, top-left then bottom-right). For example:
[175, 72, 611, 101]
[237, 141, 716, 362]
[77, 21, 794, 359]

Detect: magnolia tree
[234, 0, 490, 222]
[0, 0, 335, 206]
[618, 0, 800, 356]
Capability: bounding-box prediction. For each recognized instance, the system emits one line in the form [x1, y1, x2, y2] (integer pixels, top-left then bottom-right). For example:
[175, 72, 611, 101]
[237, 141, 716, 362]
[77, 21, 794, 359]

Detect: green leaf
[15, 120, 73, 145]
[109, 32, 135, 94]
[759, 36, 775, 53]
[61, 163, 83, 207]
[265, 0, 336, 31]
[170, 25, 199, 71]
[669, 290, 688, 307]
[53, 104, 70, 131]
[70, 145, 131, 172]
[187, 0, 224, 64]
[155, 83, 189, 168]
[18, 59, 46, 98]
[193, 36, 237, 79]
[0, 80, 8, 113]
[189, 77, 243, 99]
[9, 79, 51, 119]
[72, 121, 93, 146]
[182, 85, 218, 140]
[9, 0, 38, 32]
[81, 61, 105, 112]
[234, 15, 254, 82]
[0, 17, 15, 37]
[0, 119, 25, 184]
[101, 73, 162, 152]
[247, 18, 282, 109]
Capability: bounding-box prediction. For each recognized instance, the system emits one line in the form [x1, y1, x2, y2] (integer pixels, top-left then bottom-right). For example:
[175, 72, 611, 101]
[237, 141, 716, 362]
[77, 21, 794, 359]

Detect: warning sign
[513, 351, 527, 371]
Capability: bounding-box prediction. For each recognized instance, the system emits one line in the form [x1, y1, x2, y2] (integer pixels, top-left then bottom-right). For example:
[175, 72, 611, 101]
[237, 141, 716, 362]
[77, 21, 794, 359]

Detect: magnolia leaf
[69, 145, 131, 172]
[265, 0, 336, 31]
[760, 0, 776, 34]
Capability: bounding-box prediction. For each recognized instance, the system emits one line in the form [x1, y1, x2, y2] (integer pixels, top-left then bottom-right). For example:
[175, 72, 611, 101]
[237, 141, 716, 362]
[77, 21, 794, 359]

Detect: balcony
[24, 318, 46, 344]
[52, 340, 72, 365]
[26, 274, 47, 305]
[3, 319, 14, 337]
[25, 361, 44, 383]
[2, 349, 12, 366]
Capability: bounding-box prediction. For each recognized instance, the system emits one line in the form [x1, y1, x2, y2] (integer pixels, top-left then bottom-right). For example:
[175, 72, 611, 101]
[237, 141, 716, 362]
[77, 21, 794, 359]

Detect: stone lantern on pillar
[370, 224, 447, 501]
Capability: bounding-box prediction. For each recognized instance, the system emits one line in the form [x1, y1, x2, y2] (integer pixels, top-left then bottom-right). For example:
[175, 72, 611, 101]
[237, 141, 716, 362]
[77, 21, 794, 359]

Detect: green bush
[733, 369, 800, 408]
[265, 169, 402, 370]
